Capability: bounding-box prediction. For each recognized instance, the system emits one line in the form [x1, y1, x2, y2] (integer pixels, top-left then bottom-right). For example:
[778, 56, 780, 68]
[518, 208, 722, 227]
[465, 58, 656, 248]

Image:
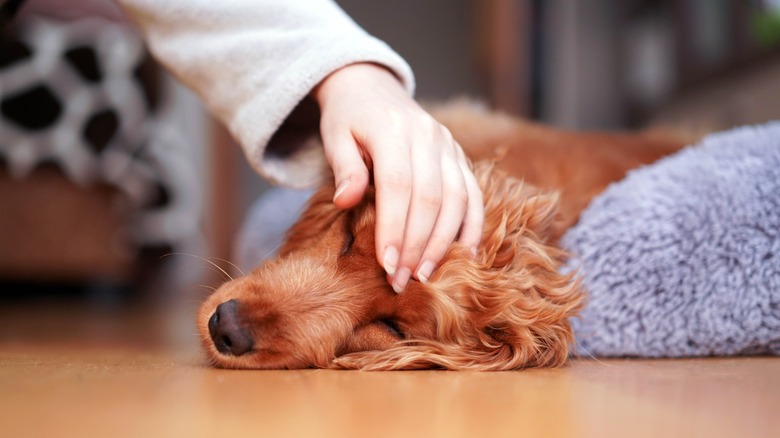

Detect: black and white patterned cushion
[0, 17, 204, 287]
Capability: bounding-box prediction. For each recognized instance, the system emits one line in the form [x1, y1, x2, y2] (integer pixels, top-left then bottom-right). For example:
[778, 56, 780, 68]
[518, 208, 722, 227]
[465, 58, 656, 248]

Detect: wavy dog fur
[198, 102, 688, 371]
[333, 163, 582, 370]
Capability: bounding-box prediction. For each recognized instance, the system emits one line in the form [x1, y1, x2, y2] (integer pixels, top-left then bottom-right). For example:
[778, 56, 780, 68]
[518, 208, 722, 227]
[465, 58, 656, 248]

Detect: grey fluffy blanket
[563, 123, 780, 357]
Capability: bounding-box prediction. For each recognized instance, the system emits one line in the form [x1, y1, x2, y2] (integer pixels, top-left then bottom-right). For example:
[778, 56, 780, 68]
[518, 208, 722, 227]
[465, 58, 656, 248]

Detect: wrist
[312, 63, 403, 107]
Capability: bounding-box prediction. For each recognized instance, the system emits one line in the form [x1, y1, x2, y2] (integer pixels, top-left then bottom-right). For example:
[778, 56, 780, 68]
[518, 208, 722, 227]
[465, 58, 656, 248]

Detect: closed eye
[340, 213, 355, 256]
[378, 319, 404, 339]
[341, 226, 354, 256]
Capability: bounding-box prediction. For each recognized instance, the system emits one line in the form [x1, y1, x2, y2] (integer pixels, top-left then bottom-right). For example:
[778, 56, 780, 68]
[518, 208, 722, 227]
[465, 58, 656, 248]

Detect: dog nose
[208, 299, 254, 356]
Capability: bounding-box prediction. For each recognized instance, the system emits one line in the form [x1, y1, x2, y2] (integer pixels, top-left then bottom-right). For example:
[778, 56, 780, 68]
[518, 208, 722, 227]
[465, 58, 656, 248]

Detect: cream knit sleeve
[117, 0, 415, 188]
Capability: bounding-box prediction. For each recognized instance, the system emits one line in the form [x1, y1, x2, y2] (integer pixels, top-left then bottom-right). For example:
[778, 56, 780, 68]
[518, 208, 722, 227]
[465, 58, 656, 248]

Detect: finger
[371, 138, 413, 281]
[392, 138, 443, 292]
[455, 148, 484, 256]
[321, 127, 370, 209]
[413, 152, 468, 284]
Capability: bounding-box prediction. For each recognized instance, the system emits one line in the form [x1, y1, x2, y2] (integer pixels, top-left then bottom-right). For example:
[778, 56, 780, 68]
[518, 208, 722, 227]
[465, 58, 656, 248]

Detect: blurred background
[0, 0, 779, 346]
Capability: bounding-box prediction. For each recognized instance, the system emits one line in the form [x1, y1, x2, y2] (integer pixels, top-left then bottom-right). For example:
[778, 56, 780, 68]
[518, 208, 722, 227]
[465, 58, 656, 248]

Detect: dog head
[197, 162, 584, 370]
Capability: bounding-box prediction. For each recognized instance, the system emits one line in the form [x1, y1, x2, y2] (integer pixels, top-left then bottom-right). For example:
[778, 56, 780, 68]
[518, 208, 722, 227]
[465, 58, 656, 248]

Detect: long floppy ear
[332, 163, 584, 371]
[448, 162, 584, 369]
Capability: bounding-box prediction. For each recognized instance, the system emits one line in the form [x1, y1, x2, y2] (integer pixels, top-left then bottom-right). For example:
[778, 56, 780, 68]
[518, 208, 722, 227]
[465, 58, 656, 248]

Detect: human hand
[312, 63, 484, 293]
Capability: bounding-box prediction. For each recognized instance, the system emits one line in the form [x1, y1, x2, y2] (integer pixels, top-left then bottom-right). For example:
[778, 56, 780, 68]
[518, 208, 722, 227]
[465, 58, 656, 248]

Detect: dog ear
[331, 166, 584, 371]
[441, 165, 584, 368]
[475, 161, 565, 247]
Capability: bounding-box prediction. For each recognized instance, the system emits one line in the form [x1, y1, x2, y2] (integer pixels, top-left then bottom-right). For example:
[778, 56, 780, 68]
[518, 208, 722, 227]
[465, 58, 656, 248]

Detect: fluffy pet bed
[563, 122, 780, 358]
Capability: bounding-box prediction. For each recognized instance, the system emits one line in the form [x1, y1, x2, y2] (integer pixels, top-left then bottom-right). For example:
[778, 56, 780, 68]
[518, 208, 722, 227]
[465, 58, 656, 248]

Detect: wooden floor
[0, 301, 778, 438]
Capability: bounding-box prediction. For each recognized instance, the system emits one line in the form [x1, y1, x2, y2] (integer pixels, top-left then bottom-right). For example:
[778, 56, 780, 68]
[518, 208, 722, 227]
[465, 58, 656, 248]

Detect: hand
[312, 63, 484, 293]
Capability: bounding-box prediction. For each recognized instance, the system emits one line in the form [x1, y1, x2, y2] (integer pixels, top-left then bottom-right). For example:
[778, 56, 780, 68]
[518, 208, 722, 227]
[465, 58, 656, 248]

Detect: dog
[198, 102, 687, 370]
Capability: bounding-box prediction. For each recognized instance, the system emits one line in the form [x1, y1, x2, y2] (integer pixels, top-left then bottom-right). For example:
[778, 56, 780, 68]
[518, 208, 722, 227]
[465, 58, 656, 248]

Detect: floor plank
[0, 303, 777, 438]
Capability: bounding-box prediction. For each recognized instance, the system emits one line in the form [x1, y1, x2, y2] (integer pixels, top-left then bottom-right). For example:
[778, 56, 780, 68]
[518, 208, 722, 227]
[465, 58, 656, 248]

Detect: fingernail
[383, 246, 399, 276]
[333, 178, 350, 202]
[416, 260, 435, 284]
[470, 246, 478, 258]
[392, 267, 411, 293]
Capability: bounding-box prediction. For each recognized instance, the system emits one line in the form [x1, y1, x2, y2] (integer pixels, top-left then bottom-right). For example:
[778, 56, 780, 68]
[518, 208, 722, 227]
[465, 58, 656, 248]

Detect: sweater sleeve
[116, 0, 415, 188]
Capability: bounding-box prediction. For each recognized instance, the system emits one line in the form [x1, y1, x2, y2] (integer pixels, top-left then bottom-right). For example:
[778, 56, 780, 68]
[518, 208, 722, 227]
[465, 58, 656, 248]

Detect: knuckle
[454, 143, 469, 162]
[429, 229, 455, 253]
[427, 116, 443, 132]
[380, 167, 412, 192]
[416, 191, 442, 210]
[412, 113, 440, 136]
[391, 109, 426, 134]
[423, 234, 457, 263]
[452, 190, 469, 210]
[402, 241, 427, 262]
[443, 176, 469, 208]
[438, 125, 454, 143]
[331, 162, 355, 180]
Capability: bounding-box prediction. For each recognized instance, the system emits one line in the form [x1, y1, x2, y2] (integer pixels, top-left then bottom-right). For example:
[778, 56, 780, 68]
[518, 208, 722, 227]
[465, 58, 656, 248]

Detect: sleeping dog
[198, 102, 686, 370]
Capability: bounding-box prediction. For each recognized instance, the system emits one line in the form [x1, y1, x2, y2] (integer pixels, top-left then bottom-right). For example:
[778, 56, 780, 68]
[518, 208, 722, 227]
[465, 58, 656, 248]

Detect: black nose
[208, 299, 254, 356]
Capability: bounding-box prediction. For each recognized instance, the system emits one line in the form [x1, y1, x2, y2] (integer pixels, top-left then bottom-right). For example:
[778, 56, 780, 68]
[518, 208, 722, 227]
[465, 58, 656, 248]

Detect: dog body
[199, 103, 687, 370]
[433, 104, 685, 234]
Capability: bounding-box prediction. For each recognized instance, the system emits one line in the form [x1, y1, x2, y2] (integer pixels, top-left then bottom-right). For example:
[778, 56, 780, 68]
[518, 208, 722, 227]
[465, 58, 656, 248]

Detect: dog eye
[341, 226, 355, 256]
[378, 319, 404, 339]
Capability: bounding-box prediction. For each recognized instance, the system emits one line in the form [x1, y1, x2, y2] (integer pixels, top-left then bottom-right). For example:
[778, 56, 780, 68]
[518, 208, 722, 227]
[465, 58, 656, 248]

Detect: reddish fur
[197, 102, 689, 370]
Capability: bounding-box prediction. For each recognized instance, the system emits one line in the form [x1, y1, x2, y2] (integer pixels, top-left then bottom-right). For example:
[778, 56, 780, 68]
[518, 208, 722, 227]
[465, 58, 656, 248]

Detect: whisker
[211, 257, 246, 277]
[162, 252, 234, 282]
[177, 299, 209, 307]
[260, 241, 285, 261]
[572, 340, 609, 366]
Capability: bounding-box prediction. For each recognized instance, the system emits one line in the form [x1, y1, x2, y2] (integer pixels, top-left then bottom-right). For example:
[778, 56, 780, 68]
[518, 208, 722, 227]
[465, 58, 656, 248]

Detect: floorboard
[0, 302, 777, 438]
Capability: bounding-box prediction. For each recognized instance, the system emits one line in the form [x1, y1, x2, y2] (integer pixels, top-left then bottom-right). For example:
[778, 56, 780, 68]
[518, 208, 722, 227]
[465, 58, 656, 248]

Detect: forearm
[116, 0, 415, 187]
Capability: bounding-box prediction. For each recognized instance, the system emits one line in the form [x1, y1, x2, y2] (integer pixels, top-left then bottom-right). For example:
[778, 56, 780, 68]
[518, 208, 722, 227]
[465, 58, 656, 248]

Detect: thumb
[322, 130, 370, 209]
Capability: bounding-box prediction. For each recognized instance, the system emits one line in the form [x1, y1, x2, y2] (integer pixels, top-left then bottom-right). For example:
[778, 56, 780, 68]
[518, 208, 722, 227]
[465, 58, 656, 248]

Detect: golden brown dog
[198, 102, 686, 370]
